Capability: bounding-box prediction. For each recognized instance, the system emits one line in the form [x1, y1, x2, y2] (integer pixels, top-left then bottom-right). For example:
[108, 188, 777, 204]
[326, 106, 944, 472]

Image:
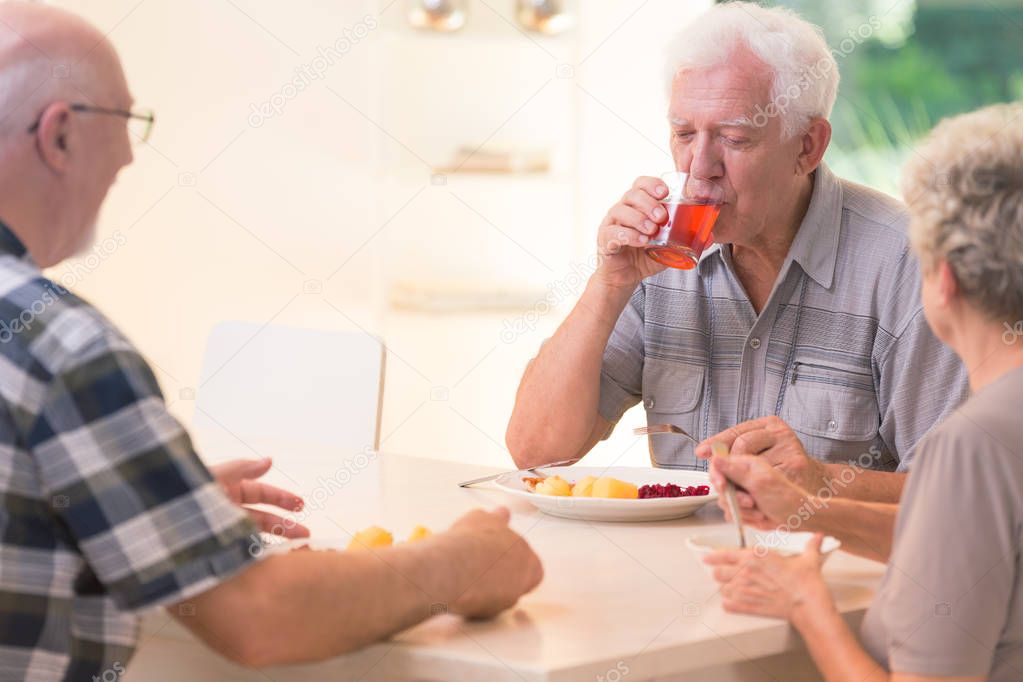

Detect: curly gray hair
[902, 103, 1023, 321]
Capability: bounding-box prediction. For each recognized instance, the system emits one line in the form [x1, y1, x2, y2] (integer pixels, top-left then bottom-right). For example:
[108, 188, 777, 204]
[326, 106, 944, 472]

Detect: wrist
[806, 458, 830, 491]
[419, 530, 480, 607]
[582, 276, 634, 319]
[790, 581, 836, 631]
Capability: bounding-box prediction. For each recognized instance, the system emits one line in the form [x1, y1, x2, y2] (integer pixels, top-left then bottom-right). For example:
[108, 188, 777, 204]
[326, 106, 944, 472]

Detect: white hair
[665, 1, 840, 139]
[903, 103, 1023, 322]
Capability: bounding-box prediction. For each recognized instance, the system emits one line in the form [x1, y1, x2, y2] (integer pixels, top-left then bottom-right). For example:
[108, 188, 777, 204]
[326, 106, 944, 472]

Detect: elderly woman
[706, 102, 1023, 681]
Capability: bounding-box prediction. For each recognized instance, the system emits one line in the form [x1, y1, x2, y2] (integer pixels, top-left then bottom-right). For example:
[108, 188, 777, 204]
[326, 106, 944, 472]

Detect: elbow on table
[506, 423, 546, 470]
[185, 583, 287, 669]
[506, 420, 580, 470]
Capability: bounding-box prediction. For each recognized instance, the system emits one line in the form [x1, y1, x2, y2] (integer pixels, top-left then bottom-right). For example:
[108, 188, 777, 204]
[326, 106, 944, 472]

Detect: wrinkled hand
[709, 453, 810, 529]
[210, 457, 310, 539]
[704, 533, 832, 621]
[594, 176, 670, 290]
[446, 507, 544, 620]
[696, 416, 826, 493]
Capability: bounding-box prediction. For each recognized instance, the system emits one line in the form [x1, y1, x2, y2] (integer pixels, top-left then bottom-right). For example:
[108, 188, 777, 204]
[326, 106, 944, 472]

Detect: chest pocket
[781, 360, 880, 464]
[641, 358, 706, 468]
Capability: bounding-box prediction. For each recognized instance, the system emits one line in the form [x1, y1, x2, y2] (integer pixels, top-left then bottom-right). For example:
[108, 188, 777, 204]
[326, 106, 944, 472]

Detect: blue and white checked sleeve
[24, 329, 259, 611]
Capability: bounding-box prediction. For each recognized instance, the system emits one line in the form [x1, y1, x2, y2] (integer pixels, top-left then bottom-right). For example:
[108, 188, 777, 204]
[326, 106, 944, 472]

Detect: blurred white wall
[45, 0, 710, 472]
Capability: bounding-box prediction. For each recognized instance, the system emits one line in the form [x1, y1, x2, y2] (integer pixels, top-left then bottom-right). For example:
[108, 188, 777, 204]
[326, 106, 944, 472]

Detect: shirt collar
[0, 219, 31, 263]
[696, 163, 843, 289]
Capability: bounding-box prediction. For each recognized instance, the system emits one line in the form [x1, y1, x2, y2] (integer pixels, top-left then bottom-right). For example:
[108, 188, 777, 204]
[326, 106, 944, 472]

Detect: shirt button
[827, 419, 837, 431]
[749, 337, 762, 350]
[644, 397, 655, 409]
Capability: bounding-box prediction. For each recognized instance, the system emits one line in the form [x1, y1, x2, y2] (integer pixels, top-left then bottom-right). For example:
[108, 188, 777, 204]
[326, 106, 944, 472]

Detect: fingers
[735, 490, 756, 509]
[247, 508, 311, 539]
[721, 586, 772, 610]
[606, 204, 659, 237]
[695, 417, 779, 459]
[631, 175, 668, 201]
[712, 564, 748, 583]
[708, 457, 728, 490]
[714, 453, 774, 492]
[237, 480, 305, 512]
[596, 177, 672, 264]
[747, 514, 776, 530]
[622, 187, 667, 224]
[601, 225, 650, 254]
[452, 507, 511, 530]
[452, 508, 490, 528]
[211, 457, 273, 484]
[805, 532, 824, 560]
[731, 428, 776, 457]
[709, 453, 746, 489]
[703, 548, 750, 566]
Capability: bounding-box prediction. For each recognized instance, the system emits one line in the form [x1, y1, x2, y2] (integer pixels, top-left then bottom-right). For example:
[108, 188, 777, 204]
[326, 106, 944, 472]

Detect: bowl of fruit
[494, 466, 718, 522]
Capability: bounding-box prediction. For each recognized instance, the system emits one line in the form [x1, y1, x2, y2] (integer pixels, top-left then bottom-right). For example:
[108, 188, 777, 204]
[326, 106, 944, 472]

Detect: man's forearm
[802, 496, 897, 563]
[179, 534, 479, 667]
[820, 463, 906, 503]
[506, 278, 634, 468]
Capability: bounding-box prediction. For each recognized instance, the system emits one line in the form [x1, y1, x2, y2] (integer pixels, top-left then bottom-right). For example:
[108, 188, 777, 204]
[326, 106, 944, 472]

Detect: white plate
[494, 466, 719, 522]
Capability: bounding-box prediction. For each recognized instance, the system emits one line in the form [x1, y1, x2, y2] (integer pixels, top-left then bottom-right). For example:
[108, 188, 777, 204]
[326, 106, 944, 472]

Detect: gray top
[597, 164, 969, 470]
[861, 366, 1023, 679]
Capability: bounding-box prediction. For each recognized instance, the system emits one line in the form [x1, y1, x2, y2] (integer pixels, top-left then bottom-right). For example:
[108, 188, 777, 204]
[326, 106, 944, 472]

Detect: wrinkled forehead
[668, 61, 773, 126]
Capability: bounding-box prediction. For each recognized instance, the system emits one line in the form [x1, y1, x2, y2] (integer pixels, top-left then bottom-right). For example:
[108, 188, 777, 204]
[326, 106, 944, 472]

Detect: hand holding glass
[645, 171, 724, 270]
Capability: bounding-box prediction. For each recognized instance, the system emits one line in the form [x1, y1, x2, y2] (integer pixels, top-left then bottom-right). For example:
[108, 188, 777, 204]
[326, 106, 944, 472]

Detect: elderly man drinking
[507, 1, 967, 504]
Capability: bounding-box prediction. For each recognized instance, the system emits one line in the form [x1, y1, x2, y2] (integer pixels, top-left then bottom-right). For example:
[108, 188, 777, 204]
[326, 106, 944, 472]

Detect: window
[738, 1, 1023, 194]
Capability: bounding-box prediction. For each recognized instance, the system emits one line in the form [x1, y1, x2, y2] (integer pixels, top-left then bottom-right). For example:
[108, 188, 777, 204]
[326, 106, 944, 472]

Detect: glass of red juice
[645, 171, 724, 270]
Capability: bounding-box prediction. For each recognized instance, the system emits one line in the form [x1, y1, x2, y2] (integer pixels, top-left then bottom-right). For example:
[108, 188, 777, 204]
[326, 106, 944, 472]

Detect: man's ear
[795, 117, 831, 176]
[34, 102, 73, 172]
[936, 259, 960, 307]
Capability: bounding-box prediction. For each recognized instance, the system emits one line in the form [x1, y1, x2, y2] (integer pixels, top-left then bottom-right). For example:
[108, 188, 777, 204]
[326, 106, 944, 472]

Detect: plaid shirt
[0, 222, 258, 681]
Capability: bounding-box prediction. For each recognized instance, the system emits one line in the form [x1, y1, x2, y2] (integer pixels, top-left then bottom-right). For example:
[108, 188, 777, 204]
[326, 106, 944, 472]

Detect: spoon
[711, 441, 746, 549]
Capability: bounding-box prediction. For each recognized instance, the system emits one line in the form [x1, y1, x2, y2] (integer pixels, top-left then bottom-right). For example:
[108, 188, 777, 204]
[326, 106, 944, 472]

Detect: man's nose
[688, 135, 724, 180]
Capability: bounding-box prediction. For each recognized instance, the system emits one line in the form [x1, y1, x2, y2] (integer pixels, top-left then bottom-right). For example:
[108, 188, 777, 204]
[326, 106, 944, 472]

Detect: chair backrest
[191, 321, 385, 462]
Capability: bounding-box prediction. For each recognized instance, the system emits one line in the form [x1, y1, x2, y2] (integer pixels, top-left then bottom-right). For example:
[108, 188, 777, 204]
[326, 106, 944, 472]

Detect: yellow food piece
[591, 476, 639, 499]
[534, 475, 572, 496]
[571, 475, 597, 497]
[347, 525, 393, 550]
[407, 525, 432, 542]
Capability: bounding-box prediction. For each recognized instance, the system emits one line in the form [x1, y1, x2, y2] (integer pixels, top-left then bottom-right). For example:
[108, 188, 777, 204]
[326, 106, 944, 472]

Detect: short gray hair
[664, 1, 839, 138]
[903, 103, 1023, 322]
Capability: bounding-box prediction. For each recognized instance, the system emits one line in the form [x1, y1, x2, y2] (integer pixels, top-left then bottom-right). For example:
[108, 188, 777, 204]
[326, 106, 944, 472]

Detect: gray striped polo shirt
[598, 163, 969, 471]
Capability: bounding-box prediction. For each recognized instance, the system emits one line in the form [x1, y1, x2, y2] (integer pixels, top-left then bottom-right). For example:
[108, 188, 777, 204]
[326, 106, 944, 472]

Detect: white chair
[127, 324, 386, 681]
[190, 321, 385, 464]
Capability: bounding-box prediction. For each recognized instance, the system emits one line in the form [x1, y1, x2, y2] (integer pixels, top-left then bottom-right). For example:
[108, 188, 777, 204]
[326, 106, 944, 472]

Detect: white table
[127, 451, 885, 681]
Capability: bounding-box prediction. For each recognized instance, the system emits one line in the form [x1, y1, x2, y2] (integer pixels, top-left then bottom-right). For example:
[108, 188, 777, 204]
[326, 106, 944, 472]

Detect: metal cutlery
[633, 423, 699, 442]
[711, 441, 746, 548]
[457, 457, 582, 488]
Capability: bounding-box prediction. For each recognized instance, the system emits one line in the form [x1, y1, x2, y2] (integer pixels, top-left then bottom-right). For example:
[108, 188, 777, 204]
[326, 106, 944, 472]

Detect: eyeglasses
[27, 104, 156, 144]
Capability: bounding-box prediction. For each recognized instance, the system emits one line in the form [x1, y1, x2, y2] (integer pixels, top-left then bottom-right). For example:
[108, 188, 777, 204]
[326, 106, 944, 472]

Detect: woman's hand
[704, 533, 834, 623]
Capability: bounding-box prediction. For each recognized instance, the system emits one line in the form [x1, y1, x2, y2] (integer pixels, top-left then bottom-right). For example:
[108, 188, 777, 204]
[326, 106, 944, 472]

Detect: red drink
[645, 202, 721, 270]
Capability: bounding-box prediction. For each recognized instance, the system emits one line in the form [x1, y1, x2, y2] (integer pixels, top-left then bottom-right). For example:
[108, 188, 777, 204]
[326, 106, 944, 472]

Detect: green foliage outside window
[731, 1, 1023, 194]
